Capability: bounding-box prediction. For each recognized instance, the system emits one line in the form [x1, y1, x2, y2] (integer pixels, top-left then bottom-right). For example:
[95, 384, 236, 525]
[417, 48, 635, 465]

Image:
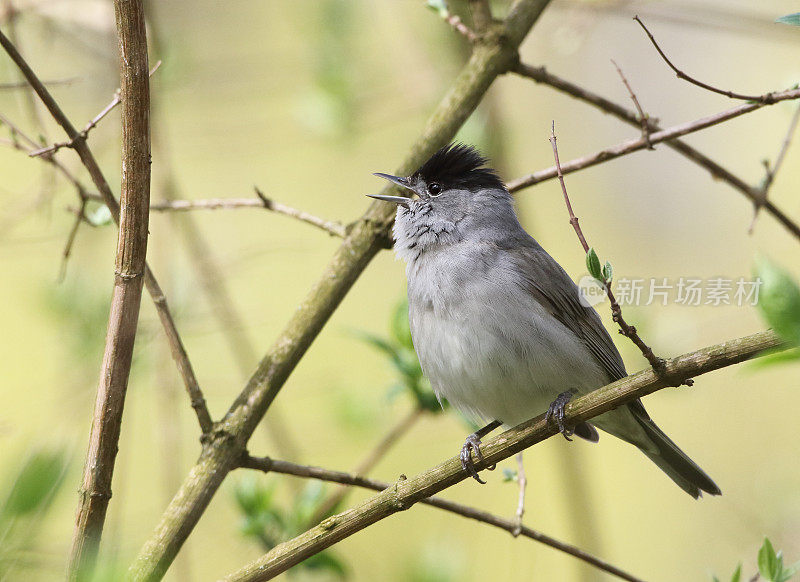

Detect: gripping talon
[460, 433, 495, 484]
[546, 390, 576, 441]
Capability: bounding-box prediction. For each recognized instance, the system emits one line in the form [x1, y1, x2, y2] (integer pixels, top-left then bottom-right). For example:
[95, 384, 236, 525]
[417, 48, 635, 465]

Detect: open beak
[368, 173, 414, 207]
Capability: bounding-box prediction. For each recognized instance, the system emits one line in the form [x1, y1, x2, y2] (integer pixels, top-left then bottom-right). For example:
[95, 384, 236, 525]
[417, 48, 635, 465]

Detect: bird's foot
[460, 433, 496, 485]
[545, 390, 577, 441]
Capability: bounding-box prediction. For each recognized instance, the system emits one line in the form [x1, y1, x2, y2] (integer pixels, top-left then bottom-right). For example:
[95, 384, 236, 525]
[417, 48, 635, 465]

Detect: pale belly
[409, 291, 609, 427]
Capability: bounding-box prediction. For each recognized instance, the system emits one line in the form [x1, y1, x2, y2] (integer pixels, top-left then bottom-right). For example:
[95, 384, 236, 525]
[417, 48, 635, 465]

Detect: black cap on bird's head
[369, 143, 505, 206]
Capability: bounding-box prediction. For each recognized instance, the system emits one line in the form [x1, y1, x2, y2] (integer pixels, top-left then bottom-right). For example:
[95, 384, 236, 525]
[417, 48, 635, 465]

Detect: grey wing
[506, 241, 627, 383]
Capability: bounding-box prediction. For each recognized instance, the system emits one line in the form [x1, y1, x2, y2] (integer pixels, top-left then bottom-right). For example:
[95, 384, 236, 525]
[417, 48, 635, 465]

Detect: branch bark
[66, 1, 151, 578]
[127, 2, 553, 579]
[240, 455, 645, 582]
[224, 329, 785, 581]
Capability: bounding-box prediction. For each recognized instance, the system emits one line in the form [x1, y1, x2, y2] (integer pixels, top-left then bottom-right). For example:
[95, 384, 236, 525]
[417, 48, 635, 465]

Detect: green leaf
[1, 449, 68, 519]
[302, 551, 347, 577]
[776, 12, 800, 26]
[501, 468, 517, 482]
[602, 261, 613, 284]
[747, 347, 800, 369]
[586, 248, 603, 282]
[233, 475, 275, 518]
[731, 563, 742, 582]
[759, 538, 778, 580]
[426, 0, 449, 18]
[754, 257, 800, 346]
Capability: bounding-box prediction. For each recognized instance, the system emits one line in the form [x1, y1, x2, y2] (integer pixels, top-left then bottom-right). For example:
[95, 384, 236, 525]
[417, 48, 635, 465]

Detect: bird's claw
[545, 390, 576, 441]
[460, 433, 496, 484]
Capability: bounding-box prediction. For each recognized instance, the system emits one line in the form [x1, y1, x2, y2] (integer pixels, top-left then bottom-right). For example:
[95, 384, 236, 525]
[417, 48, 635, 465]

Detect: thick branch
[240, 455, 644, 582]
[225, 329, 784, 581]
[67, 1, 151, 577]
[128, 2, 553, 579]
[0, 27, 213, 435]
[512, 63, 800, 242]
[506, 88, 800, 194]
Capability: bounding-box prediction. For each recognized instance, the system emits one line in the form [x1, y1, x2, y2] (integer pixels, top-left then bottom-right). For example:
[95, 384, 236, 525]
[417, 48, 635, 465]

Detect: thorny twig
[240, 454, 645, 582]
[611, 59, 653, 149]
[634, 16, 780, 103]
[749, 103, 800, 233]
[548, 122, 688, 384]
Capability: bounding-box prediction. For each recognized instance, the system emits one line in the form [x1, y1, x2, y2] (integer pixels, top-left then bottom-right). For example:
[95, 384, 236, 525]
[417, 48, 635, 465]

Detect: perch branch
[240, 454, 644, 582]
[223, 330, 785, 581]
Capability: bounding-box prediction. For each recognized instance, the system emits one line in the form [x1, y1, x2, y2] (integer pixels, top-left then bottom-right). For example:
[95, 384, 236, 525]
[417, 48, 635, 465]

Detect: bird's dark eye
[428, 182, 442, 196]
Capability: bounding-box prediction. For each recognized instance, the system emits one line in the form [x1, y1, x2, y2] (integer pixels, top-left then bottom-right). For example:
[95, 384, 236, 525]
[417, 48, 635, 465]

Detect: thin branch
[0, 77, 77, 90]
[512, 452, 526, 537]
[432, 1, 478, 42]
[240, 454, 645, 582]
[749, 103, 800, 233]
[149, 192, 347, 239]
[224, 330, 786, 581]
[610, 59, 652, 149]
[28, 61, 161, 159]
[549, 123, 675, 380]
[633, 16, 778, 103]
[468, 0, 493, 33]
[310, 407, 424, 524]
[507, 87, 800, 193]
[67, 1, 152, 577]
[511, 62, 800, 242]
[0, 29, 214, 436]
[58, 198, 87, 282]
[128, 2, 554, 578]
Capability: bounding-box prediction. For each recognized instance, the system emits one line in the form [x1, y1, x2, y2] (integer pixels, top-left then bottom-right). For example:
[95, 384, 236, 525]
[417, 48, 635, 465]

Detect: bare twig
[0, 30, 213, 436]
[512, 452, 526, 537]
[0, 77, 77, 90]
[611, 59, 652, 148]
[511, 62, 800, 242]
[58, 198, 88, 282]
[149, 192, 348, 239]
[67, 0, 152, 577]
[224, 330, 785, 581]
[240, 454, 645, 582]
[432, 1, 478, 42]
[468, 0, 493, 33]
[749, 103, 800, 233]
[633, 16, 778, 103]
[29, 61, 161, 158]
[507, 88, 800, 194]
[548, 122, 676, 380]
[310, 407, 424, 524]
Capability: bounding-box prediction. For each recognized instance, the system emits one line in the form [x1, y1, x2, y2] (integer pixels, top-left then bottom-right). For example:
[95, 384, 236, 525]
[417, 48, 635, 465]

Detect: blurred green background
[1, 1, 800, 580]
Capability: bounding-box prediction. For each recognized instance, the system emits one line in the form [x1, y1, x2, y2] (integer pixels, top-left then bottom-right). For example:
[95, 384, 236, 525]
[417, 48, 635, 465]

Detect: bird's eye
[428, 182, 442, 196]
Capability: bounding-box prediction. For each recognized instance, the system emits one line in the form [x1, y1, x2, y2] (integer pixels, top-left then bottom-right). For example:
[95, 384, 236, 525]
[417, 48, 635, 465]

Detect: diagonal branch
[66, 0, 152, 577]
[240, 454, 645, 582]
[0, 27, 213, 435]
[224, 329, 785, 581]
[511, 62, 800, 242]
[506, 88, 800, 204]
[128, 2, 554, 579]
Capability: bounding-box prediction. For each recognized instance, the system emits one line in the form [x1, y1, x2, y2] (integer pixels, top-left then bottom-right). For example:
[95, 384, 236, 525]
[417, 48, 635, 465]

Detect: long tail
[627, 401, 720, 499]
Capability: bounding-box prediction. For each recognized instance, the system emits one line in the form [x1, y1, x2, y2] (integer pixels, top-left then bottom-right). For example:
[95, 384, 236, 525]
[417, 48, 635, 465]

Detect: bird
[368, 142, 720, 498]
